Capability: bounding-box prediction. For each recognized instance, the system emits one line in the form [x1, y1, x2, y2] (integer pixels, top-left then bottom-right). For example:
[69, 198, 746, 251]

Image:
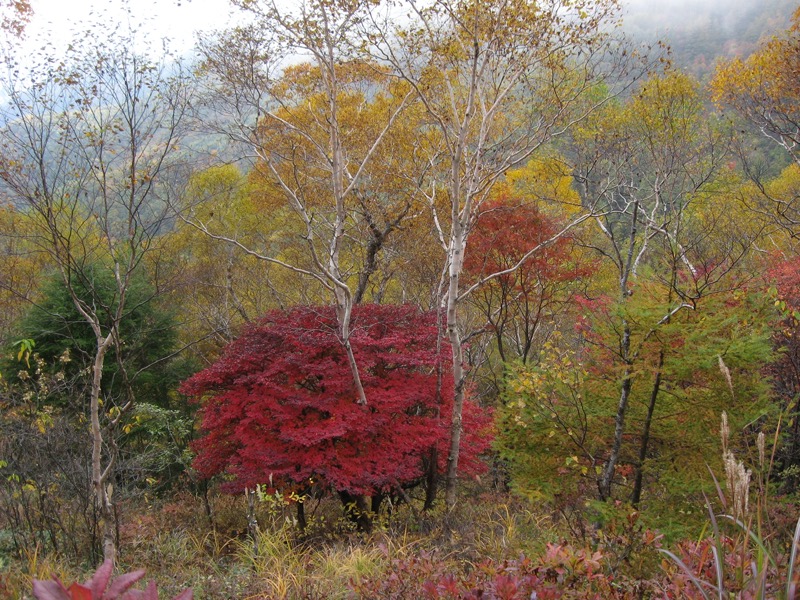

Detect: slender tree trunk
[201, 480, 214, 529]
[424, 446, 439, 511]
[598, 325, 632, 501]
[598, 199, 640, 501]
[245, 487, 259, 546]
[425, 307, 446, 511]
[354, 219, 384, 304]
[631, 241, 677, 505]
[296, 499, 307, 532]
[90, 337, 115, 563]
[335, 292, 368, 406]
[444, 368, 466, 509]
[326, 46, 368, 408]
[371, 493, 384, 515]
[631, 351, 665, 507]
[444, 226, 466, 508]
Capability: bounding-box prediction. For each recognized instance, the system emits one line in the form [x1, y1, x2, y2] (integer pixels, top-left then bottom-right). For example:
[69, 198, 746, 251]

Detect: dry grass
[0, 488, 568, 599]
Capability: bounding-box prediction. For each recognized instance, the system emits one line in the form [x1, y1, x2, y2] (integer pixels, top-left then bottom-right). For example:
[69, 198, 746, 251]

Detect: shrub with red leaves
[32, 559, 192, 600]
[350, 544, 648, 599]
[181, 304, 492, 496]
[766, 255, 800, 493]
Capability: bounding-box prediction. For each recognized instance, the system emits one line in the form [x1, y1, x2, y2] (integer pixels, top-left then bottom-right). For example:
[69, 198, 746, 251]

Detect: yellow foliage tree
[0, 205, 50, 345]
[713, 9, 800, 164]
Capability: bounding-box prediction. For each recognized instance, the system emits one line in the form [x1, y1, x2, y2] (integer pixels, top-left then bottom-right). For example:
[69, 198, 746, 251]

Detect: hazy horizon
[6, 0, 796, 70]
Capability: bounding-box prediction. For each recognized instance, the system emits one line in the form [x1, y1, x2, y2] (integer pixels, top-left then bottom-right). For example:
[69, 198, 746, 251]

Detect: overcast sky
[6, 0, 792, 64]
[10, 0, 241, 60]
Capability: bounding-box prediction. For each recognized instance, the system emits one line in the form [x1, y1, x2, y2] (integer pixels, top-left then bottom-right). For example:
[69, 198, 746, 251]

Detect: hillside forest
[2, 0, 800, 597]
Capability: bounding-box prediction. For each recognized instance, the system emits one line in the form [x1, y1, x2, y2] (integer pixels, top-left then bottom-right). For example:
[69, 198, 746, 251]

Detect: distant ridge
[621, 0, 796, 78]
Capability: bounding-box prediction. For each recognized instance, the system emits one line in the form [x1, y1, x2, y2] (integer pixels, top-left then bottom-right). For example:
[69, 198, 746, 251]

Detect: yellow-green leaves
[713, 8, 800, 163]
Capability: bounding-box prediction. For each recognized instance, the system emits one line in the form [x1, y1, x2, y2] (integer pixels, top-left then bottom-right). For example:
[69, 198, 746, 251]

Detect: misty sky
[13, 0, 239, 60]
[621, 0, 794, 34]
[9, 0, 796, 64]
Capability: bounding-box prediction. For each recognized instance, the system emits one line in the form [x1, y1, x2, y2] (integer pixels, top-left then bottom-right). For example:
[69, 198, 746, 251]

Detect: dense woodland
[1, 0, 800, 597]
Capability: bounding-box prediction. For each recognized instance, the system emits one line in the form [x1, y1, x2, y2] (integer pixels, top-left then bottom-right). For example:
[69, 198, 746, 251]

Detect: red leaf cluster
[768, 254, 800, 308]
[181, 304, 492, 495]
[32, 559, 192, 600]
[463, 198, 591, 287]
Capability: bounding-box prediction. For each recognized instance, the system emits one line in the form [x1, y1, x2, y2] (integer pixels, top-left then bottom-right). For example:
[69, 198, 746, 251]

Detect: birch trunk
[89, 333, 115, 562]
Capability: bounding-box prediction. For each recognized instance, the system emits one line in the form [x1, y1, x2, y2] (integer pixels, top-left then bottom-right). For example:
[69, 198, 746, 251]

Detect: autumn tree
[498, 286, 774, 524]
[369, 0, 645, 507]
[245, 62, 430, 305]
[182, 303, 492, 529]
[464, 191, 592, 398]
[561, 71, 757, 502]
[713, 8, 800, 165]
[713, 12, 800, 497]
[712, 8, 800, 240]
[193, 0, 418, 407]
[164, 164, 307, 367]
[0, 0, 31, 37]
[0, 205, 50, 345]
[0, 34, 192, 561]
[497, 80, 773, 508]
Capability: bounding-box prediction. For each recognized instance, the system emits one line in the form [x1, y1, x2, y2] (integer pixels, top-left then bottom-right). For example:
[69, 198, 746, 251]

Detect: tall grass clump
[661, 411, 800, 598]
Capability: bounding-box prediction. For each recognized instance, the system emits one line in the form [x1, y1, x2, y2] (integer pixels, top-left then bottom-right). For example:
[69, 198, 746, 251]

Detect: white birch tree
[0, 35, 192, 562]
[193, 0, 417, 406]
[371, 0, 644, 507]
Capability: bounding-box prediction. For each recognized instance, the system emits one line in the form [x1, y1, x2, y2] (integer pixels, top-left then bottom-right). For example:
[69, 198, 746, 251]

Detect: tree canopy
[182, 304, 492, 496]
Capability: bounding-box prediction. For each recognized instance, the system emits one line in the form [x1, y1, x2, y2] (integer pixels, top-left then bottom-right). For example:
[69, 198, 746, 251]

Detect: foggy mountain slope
[621, 0, 796, 76]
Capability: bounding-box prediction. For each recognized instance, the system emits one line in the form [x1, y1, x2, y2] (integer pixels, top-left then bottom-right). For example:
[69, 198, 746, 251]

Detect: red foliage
[769, 255, 800, 309]
[181, 304, 492, 495]
[350, 544, 652, 599]
[32, 559, 192, 600]
[463, 197, 591, 288]
[766, 255, 800, 492]
[462, 197, 593, 364]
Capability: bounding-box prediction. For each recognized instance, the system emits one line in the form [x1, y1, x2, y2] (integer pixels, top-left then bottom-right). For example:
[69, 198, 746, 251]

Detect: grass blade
[786, 514, 800, 600]
[710, 546, 724, 600]
[703, 493, 725, 599]
[706, 464, 728, 511]
[659, 549, 714, 600]
[721, 515, 778, 571]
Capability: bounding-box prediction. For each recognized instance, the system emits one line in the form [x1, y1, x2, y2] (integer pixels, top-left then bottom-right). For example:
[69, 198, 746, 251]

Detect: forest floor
[2, 483, 798, 599]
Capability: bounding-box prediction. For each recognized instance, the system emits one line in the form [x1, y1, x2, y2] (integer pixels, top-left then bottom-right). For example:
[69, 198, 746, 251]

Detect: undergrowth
[0, 487, 664, 599]
[1, 480, 797, 599]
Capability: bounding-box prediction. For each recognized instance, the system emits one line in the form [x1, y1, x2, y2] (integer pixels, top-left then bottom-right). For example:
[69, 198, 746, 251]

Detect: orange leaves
[0, 0, 31, 37]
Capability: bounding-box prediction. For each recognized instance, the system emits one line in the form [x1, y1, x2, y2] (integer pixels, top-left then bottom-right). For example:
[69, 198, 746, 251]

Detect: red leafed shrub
[181, 304, 492, 496]
[32, 559, 192, 600]
[350, 544, 647, 599]
[766, 255, 800, 493]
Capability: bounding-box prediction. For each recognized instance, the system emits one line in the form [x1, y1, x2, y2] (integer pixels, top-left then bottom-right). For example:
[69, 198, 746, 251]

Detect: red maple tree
[181, 304, 491, 499]
[463, 195, 592, 365]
